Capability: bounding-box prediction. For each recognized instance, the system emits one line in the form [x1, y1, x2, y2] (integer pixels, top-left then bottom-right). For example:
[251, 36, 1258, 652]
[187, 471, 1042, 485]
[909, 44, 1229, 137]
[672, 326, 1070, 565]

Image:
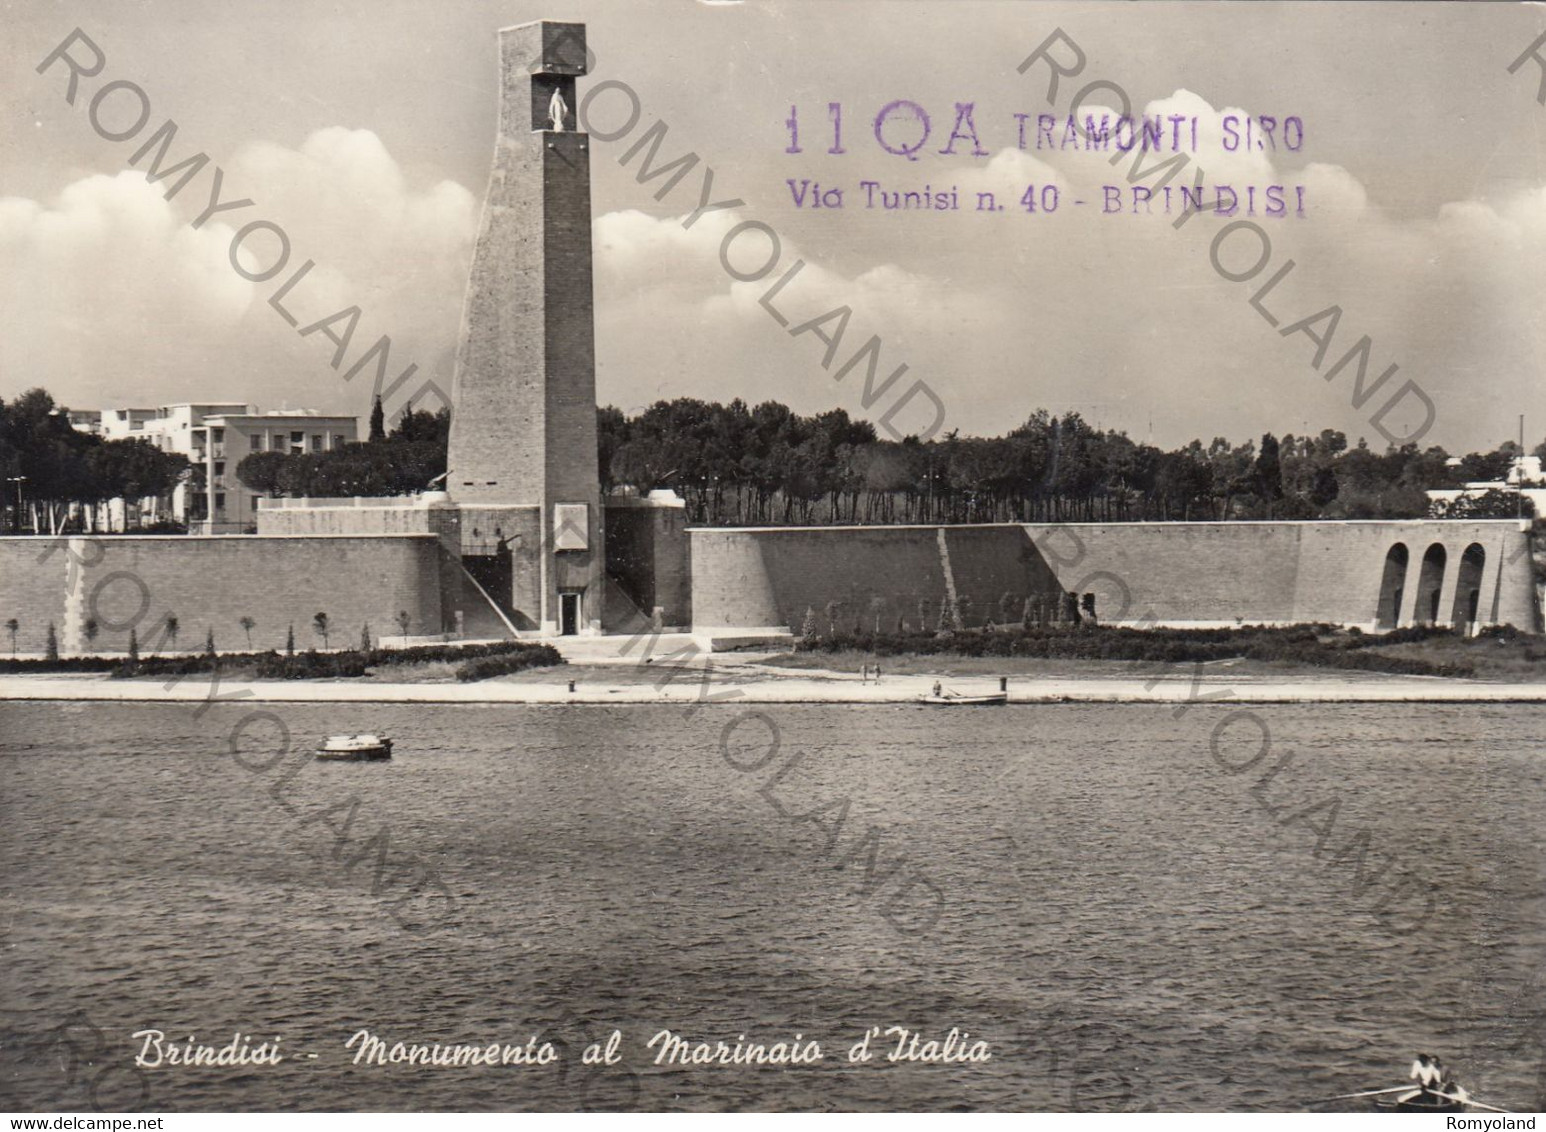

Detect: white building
[192, 408, 357, 533]
[79, 402, 359, 532]
[1427, 455, 1546, 518]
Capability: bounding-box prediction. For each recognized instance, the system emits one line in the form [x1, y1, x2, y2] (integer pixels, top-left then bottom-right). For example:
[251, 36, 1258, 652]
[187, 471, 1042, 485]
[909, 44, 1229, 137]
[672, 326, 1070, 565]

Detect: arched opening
[1414, 543, 1447, 625]
[1449, 542, 1485, 630]
[1376, 543, 1408, 628]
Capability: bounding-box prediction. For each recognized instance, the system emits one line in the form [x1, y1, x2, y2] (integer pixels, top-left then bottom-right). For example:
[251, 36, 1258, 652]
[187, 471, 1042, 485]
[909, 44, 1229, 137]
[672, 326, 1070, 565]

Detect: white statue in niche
[548, 89, 569, 131]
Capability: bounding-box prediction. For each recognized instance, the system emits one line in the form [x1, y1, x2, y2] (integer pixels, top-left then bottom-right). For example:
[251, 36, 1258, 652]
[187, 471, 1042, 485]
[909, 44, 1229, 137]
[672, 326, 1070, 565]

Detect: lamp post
[5, 476, 26, 533]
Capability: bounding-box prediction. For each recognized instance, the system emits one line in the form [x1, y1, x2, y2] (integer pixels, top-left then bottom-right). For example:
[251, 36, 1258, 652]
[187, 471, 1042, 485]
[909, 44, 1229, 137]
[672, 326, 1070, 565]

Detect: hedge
[0, 639, 561, 680]
[454, 649, 563, 682]
[795, 624, 1478, 678]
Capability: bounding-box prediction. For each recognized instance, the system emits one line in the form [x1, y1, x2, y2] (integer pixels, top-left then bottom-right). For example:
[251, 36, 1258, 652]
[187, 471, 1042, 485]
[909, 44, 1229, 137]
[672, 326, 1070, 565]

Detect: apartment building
[78, 403, 358, 532]
[192, 408, 357, 533]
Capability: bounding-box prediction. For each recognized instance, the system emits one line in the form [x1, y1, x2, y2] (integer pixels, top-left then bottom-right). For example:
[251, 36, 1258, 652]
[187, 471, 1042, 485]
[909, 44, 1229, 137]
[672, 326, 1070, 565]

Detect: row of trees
[3, 609, 422, 657]
[0, 390, 191, 532]
[599, 399, 1542, 525]
[236, 401, 450, 499]
[6, 385, 1541, 530]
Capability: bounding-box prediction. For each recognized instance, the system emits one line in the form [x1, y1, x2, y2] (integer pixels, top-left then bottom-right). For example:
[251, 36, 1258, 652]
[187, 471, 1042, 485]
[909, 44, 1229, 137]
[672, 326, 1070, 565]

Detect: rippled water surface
[2, 700, 1544, 1112]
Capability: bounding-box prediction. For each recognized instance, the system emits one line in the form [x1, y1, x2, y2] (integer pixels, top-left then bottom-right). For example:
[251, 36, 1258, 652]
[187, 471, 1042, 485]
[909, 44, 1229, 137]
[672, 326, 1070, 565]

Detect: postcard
[2, 0, 1545, 1118]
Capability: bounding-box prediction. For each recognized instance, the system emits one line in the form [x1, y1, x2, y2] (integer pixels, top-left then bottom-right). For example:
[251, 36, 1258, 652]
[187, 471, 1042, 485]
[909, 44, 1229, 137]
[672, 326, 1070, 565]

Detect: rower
[1433, 1059, 1469, 1105]
[1400, 1053, 1439, 1104]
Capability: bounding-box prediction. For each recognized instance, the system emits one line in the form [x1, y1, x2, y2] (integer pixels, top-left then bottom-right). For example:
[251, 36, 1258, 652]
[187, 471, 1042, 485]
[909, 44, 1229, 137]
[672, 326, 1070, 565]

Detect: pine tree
[360, 623, 372, 652]
[369, 396, 386, 442]
[800, 606, 818, 644]
[1309, 465, 1340, 510]
[45, 622, 59, 661]
[205, 627, 216, 659]
[128, 627, 140, 663]
[285, 624, 295, 656]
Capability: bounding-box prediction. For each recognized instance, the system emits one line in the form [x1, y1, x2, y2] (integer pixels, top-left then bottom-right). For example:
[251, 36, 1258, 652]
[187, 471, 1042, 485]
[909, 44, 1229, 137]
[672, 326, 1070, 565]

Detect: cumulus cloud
[3, 94, 1540, 453]
[0, 127, 476, 419]
[590, 88, 1546, 451]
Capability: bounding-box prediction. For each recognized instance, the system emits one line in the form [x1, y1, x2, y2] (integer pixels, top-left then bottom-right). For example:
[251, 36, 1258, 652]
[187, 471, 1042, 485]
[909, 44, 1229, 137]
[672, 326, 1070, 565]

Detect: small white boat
[918, 688, 1009, 706]
[316, 733, 393, 761]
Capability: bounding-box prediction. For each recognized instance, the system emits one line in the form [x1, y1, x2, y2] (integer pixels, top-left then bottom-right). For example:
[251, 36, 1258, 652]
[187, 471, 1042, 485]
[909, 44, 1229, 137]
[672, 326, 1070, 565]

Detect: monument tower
[446, 19, 603, 635]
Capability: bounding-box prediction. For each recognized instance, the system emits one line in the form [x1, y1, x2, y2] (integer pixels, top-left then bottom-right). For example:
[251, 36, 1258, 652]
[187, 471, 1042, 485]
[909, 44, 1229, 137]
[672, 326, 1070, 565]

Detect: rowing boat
[316, 733, 393, 761]
[1373, 1092, 1464, 1112]
[917, 691, 1008, 706]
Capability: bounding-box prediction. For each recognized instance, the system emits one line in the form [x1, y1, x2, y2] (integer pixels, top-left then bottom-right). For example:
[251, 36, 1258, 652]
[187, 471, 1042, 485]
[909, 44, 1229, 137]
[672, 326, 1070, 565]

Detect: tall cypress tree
[369, 396, 386, 442]
[1254, 432, 1284, 516]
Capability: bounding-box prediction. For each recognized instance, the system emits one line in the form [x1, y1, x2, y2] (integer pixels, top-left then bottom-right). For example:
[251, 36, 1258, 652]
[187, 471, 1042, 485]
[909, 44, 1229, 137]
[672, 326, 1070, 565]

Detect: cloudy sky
[2, 0, 1543, 452]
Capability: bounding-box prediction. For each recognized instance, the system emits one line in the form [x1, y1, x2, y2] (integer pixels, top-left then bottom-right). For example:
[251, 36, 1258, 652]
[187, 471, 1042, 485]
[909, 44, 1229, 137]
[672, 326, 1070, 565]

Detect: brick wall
[256, 504, 436, 536]
[688, 525, 1057, 634]
[1021, 520, 1540, 630]
[688, 521, 1540, 634]
[0, 540, 69, 653]
[0, 535, 444, 655]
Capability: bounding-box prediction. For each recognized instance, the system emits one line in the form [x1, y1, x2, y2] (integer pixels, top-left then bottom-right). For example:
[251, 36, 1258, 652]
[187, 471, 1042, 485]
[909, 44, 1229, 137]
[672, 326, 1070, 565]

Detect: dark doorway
[1415, 543, 1447, 625]
[560, 591, 581, 636]
[461, 545, 525, 634]
[1376, 543, 1408, 629]
[1450, 543, 1485, 630]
